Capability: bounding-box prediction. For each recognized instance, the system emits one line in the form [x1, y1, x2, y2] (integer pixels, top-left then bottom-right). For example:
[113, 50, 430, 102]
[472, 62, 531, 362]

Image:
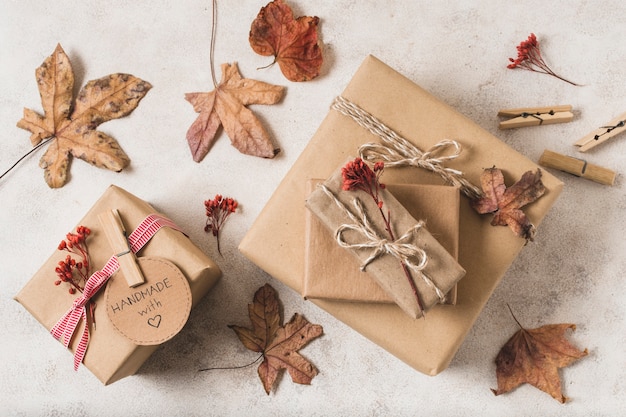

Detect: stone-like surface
[1, 1, 625, 415]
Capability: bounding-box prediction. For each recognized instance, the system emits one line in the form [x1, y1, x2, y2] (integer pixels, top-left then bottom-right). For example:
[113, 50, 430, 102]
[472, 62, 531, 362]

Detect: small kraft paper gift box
[304, 165, 465, 319]
[15, 185, 221, 384]
[239, 55, 563, 375]
[304, 181, 461, 307]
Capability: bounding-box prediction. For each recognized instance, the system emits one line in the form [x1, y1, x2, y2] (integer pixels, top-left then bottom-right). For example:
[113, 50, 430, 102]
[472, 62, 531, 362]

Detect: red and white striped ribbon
[50, 214, 183, 371]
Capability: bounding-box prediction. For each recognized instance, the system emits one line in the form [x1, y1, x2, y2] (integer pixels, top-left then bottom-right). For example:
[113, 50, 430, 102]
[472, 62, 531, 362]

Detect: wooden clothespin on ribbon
[574, 111, 626, 152]
[98, 209, 145, 287]
[498, 105, 573, 129]
[539, 149, 616, 186]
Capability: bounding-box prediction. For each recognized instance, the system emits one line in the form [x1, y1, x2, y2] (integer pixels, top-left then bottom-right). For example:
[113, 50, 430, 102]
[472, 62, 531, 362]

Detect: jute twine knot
[331, 96, 482, 200]
[319, 184, 446, 301]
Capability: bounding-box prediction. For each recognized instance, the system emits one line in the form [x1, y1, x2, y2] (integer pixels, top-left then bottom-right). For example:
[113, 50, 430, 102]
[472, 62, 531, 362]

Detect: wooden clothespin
[539, 149, 616, 185]
[498, 105, 573, 129]
[574, 111, 626, 152]
[98, 209, 145, 287]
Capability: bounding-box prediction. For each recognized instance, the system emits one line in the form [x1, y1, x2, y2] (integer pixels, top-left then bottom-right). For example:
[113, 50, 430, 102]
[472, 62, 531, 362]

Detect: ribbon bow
[331, 96, 482, 199]
[50, 214, 182, 370]
[320, 185, 445, 302]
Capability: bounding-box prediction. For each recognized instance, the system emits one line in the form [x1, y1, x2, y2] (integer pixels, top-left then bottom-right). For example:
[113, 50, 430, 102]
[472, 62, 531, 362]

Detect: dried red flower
[507, 33, 579, 86]
[204, 194, 238, 254]
[54, 226, 91, 294]
[341, 157, 386, 203]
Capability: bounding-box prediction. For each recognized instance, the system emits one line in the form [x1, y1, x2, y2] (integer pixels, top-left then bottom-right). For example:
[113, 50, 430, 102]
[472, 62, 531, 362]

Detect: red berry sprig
[507, 33, 579, 86]
[204, 195, 238, 254]
[54, 225, 91, 294]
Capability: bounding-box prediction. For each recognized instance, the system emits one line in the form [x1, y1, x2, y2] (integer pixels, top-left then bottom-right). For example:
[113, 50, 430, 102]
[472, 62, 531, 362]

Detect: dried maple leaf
[249, 0, 323, 82]
[185, 63, 284, 162]
[470, 167, 546, 241]
[16, 44, 151, 188]
[229, 284, 323, 394]
[492, 310, 588, 403]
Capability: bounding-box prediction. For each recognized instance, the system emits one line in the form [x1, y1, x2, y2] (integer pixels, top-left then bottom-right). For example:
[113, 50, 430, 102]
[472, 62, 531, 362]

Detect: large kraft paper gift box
[15, 185, 222, 384]
[239, 55, 563, 375]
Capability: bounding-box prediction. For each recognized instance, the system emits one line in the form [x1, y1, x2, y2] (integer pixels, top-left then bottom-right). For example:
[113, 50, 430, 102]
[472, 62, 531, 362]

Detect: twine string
[331, 96, 482, 199]
[319, 184, 445, 301]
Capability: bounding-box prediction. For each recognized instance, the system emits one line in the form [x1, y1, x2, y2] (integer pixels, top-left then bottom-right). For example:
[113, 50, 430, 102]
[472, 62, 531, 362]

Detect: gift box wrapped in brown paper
[305, 168, 465, 318]
[239, 55, 563, 375]
[304, 181, 461, 307]
[15, 185, 221, 385]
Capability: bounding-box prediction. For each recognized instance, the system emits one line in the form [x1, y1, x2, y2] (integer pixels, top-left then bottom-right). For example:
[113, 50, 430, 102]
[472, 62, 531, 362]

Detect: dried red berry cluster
[54, 225, 91, 294]
[341, 158, 385, 209]
[507, 33, 578, 86]
[204, 194, 238, 254]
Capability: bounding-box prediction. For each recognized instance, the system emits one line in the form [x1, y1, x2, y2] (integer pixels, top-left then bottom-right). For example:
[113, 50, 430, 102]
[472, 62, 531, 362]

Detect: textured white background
[1, 1, 625, 415]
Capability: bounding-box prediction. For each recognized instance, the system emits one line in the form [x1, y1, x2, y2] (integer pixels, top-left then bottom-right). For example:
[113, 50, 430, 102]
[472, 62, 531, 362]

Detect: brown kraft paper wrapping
[14, 185, 222, 385]
[305, 167, 465, 319]
[304, 182, 460, 305]
[238, 55, 563, 375]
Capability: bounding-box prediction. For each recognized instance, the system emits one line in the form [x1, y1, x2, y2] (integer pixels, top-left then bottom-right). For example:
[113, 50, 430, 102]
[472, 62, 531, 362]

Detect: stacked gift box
[304, 181, 461, 307]
[304, 169, 465, 319]
[239, 55, 563, 375]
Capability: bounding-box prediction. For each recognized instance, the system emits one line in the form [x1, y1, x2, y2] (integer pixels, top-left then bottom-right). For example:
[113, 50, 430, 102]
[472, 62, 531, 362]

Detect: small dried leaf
[492, 319, 588, 403]
[229, 284, 323, 394]
[185, 63, 284, 162]
[16, 44, 151, 188]
[471, 167, 546, 240]
[249, 0, 323, 82]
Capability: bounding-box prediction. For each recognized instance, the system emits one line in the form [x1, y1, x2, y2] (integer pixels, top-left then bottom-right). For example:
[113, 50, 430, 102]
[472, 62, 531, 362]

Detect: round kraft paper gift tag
[105, 257, 192, 345]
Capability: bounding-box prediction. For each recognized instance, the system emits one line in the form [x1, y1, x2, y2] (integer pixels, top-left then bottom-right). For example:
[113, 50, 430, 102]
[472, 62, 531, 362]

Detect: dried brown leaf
[471, 167, 546, 240]
[185, 63, 284, 162]
[16, 44, 151, 188]
[229, 284, 323, 394]
[492, 315, 588, 403]
[249, 0, 323, 82]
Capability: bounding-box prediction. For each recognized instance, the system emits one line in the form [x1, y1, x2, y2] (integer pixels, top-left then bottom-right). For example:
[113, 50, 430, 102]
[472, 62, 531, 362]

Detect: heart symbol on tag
[147, 315, 162, 328]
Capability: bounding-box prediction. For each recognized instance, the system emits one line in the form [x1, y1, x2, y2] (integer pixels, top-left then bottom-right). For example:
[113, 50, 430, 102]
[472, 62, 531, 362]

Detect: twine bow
[50, 214, 182, 370]
[331, 96, 482, 199]
[319, 184, 446, 301]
